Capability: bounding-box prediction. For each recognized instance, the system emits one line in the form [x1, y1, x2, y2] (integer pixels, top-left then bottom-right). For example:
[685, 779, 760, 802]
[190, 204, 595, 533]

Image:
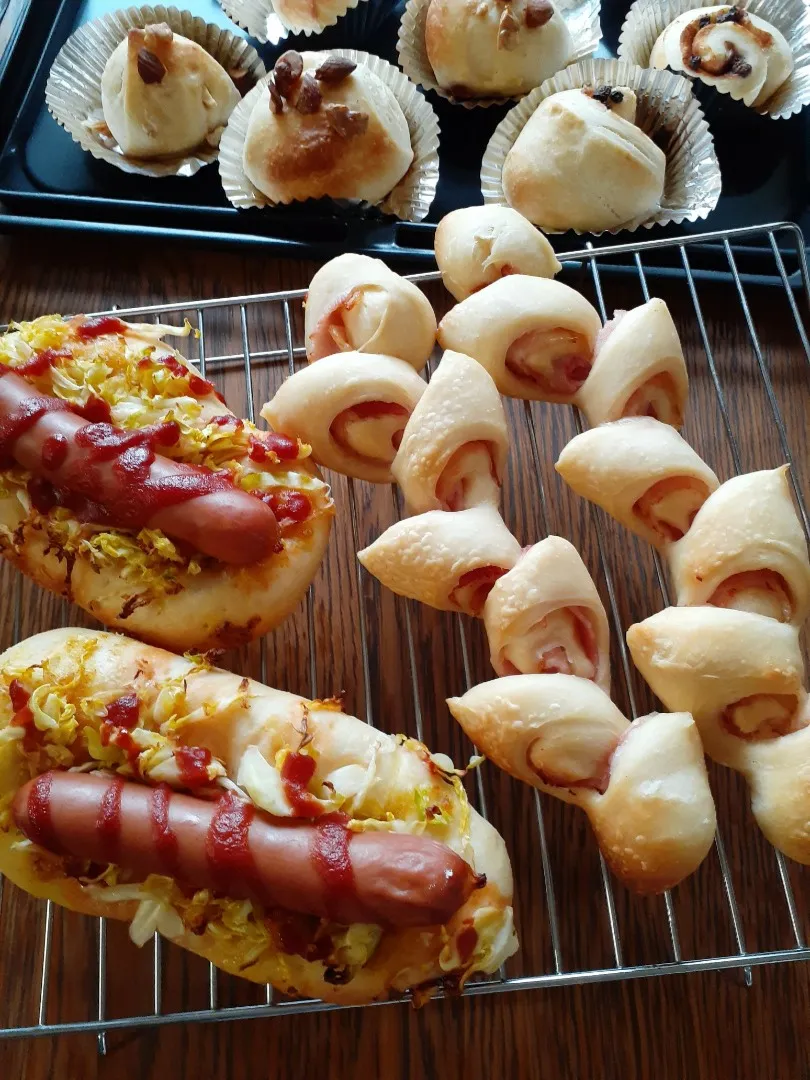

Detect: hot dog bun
[0, 629, 517, 1005]
[0, 316, 333, 651]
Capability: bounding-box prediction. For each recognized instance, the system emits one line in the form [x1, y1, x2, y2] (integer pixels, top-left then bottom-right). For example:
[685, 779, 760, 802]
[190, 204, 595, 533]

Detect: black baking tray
[0, 0, 807, 275]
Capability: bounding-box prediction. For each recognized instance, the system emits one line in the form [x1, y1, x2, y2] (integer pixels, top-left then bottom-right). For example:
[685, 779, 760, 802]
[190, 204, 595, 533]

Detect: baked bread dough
[425, 0, 574, 98]
[434, 206, 561, 301]
[272, 0, 357, 33]
[501, 87, 666, 232]
[577, 298, 688, 428]
[305, 253, 437, 369]
[437, 275, 601, 402]
[391, 350, 508, 513]
[101, 23, 240, 158]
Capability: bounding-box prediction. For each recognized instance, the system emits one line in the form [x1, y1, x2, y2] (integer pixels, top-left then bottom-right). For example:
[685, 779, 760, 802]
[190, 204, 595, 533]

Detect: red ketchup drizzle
[96, 776, 125, 861]
[8, 678, 29, 713]
[212, 415, 244, 430]
[175, 745, 213, 788]
[0, 393, 72, 470]
[75, 316, 128, 340]
[249, 433, 298, 463]
[0, 347, 71, 379]
[26, 772, 61, 852]
[205, 792, 256, 888]
[72, 395, 112, 424]
[41, 434, 68, 470]
[8, 678, 38, 751]
[100, 694, 141, 770]
[145, 353, 219, 399]
[259, 489, 311, 530]
[279, 752, 323, 816]
[150, 784, 179, 872]
[456, 924, 478, 965]
[312, 813, 355, 917]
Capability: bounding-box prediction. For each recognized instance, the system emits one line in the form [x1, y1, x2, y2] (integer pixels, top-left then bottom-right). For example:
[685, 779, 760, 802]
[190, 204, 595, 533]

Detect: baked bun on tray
[0, 629, 517, 1005]
[0, 315, 333, 651]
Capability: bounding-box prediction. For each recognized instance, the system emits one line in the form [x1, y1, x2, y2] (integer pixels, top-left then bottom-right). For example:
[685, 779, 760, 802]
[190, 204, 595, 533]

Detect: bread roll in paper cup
[218, 49, 439, 222]
[481, 59, 721, 235]
[45, 5, 265, 179]
[618, 0, 810, 119]
[218, 0, 377, 43]
[397, 0, 601, 108]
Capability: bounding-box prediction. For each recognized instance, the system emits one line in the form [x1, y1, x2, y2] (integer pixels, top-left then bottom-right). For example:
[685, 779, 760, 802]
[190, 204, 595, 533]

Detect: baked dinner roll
[577, 299, 688, 428]
[391, 350, 508, 513]
[0, 314, 333, 652]
[261, 353, 426, 484]
[100, 23, 240, 158]
[437, 276, 601, 401]
[434, 206, 561, 302]
[650, 6, 793, 109]
[448, 675, 716, 892]
[242, 52, 413, 206]
[483, 536, 610, 691]
[626, 606, 806, 768]
[0, 628, 517, 1005]
[425, 0, 574, 99]
[272, 0, 358, 33]
[740, 721, 810, 865]
[555, 417, 719, 548]
[305, 253, 437, 369]
[668, 467, 810, 625]
[502, 86, 667, 233]
[357, 506, 521, 615]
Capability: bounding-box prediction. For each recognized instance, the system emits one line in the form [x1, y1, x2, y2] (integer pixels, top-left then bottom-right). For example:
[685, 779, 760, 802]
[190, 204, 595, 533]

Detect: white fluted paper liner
[218, 49, 440, 222]
[218, 0, 368, 43]
[481, 59, 721, 235]
[45, 5, 266, 178]
[397, 0, 601, 109]
[618, 0, 810, 119]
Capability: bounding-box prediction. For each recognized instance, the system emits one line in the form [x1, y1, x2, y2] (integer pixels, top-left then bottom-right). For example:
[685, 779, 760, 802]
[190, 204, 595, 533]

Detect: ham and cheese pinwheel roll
[577, 299, 689, 428]
[437, 276, 602, 402]
[448, 675, 716, 892]
[555, 417, 719, 548]
[261, 353, 426, 484]
[357, 506, 521, 616]
[305, 254, 437, 370]
[391, 350, 508, 513]
[669, 467, 810, 625]
[627, 606, 806, 768]
[483, 536, 610, 692]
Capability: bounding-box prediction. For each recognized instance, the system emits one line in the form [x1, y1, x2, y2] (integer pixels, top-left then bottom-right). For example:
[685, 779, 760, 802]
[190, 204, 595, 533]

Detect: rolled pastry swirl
[357, 506, 521, 615]
[650, 6, 793, 109]
[555, 417, 719, 548]
[448, 675, 716, 892]
[668, 466, 810, 625]
[261, 352, 426, 484]
[437, 276, 602, 402]
[483, 536, 610, 692]
[577, 299, 689, 428]
[434, 206, 561, 302]
[305, 254, 437, 369]
[392, 350, 508, 513]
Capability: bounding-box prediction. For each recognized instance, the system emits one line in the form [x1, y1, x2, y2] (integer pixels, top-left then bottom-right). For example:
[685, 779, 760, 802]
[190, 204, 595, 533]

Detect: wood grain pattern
[0, 231, 808, 1078]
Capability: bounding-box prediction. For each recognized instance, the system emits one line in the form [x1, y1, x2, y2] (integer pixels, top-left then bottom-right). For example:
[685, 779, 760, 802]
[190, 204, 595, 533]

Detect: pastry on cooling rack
[577, 298, 688, 428]
[501, 86, 666, 232]
[358, 506, 521, 615]
[392, 350, 509, 513]
[668, 466, 810, 625]
[483, 536, 611, 691]
[242, 52, 413, 205]
[437, 275, 601, 401]
[261, 352, 426, 484]
[434, 206, 561, 302]
[555, 417, 719, 547]
[100, 23, 240, 158]
[425, 0, 573, 98]
[448, 674, 717, 892]
[650, 6, 793, 109]
[0, 628, 518, 1006]
[305, 253, 437, 369]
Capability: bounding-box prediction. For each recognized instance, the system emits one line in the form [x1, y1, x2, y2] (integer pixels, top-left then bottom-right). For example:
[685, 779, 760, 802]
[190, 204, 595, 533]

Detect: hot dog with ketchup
[0, 315, 333, 650]
[0, 629, 517, 1004]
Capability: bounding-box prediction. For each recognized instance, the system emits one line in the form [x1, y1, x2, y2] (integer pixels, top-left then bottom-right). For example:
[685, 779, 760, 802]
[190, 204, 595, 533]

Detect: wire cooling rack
[1, 222, 809, 1049]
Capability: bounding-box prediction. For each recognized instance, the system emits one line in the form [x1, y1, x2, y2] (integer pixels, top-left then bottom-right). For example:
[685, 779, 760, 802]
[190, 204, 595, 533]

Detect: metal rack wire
[1, 222, 810, 1047]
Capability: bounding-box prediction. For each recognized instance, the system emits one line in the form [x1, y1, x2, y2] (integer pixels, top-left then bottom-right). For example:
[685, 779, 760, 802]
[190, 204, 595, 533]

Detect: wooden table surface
[0, 232, 808, 1080]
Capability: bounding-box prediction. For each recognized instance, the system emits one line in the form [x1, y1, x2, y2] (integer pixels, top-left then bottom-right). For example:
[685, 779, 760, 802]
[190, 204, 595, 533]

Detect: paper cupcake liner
[397, 0, 601, 109]
[45, 5, 267, 178]
[481, 59, 721, 235]
[218, 48, 440, 221]
[618, 0, 810, 119]
[218, 0, 368, 43]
